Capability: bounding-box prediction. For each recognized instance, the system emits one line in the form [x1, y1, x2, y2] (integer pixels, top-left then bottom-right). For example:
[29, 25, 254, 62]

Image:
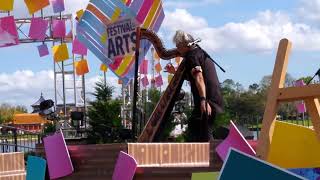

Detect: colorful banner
[51, 0, 65, 13]
[139, 59, 148, 74]
[72, 37, 87, 55]
[37, 44, 49, 57]
[52, 43, 69, 62]
[52, 19, 66, 38]
[77, 0, 165, 84]
[75, 59, 89, 76]
[24, 0, 50, 14]
[100, 63, 108, 72]
[0, 0, 14, 11]
[0, 16, 19, 48]
[29, 18, 48, 40]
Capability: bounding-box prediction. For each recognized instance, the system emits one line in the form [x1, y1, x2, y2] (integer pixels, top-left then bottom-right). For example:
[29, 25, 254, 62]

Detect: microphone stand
[307, 68, 320, 85]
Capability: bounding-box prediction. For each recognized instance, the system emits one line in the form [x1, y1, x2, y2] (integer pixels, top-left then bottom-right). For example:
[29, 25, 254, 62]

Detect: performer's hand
[200, 100, 211, 116]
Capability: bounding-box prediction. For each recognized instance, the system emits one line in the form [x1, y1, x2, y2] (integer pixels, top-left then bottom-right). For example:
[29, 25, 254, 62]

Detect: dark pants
[186, 107, 215, 142]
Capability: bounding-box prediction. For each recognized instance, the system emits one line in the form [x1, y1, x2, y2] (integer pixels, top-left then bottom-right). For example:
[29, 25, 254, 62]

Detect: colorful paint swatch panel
[139, 59, 148, 74]
[72, 37, 87, 55]
[29, 18, 48, 40]
[295, 79, 305, 87]
[24, 0, 49, 14]
[37, 44, 49, 57]
[100, 63, 108, 72]
[218, 148, 306, 180]
[51, 0, 65, 13]
[155, 63, 162, 73]
[192, 172, 220, 180]
[0, 152, 26, 179]
[0, 16, 19, 48]
[154, 51, 160, 61]
[26, 156, 46, 180]
[0, 0, 14, 11]
[43, 129, 74, 179]
[216, 120, 256, 162]
[53, 19, 66, 38]
[296, 102, 306, 113]
[267, 121, 320, 169]
[112, 151, 138, 180]
[77, 0, 165, 84]
[75, 59, 90, 76]
[155, 75, 163, 87]
[52, 43, 69, 62]
[141, 75, 149, 87]
[289, 168, 320, 180]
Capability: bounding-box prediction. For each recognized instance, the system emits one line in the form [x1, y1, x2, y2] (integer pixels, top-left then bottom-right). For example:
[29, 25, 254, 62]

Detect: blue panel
[80, 11, 106, 35]
[26, 156, 46, 180]
[77, 32, 111, 65]
[219, 149, 306, 180]
[90, 0, 114, 18]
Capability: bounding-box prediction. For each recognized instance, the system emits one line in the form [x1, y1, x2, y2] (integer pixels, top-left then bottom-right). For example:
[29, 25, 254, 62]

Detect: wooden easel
[257, 39, 320, 160]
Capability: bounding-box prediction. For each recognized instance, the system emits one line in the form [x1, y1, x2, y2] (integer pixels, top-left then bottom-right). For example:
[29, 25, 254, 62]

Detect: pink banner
[37, 44, 49, 57]
[72, 37, 87, 55]
[29, 18, 48, 40]
[51, 0, 65, 13]
[136, 0, 154, 23]
[296, 102, 306, 114]
[52, 19, 66, 38]
[216, 121, 256, 161]
[141, 75, 149, 87]
[43, 129, 74, 179]
[139, 59, 148, 74]
[155, 75, 163, 87]
[112, 151, 137, 180]
[0, 16, 19, 48]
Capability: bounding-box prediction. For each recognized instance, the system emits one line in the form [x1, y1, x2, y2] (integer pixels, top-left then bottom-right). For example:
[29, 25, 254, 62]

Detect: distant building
[12, 113, 49, 133]
[31, 93, 45, 113]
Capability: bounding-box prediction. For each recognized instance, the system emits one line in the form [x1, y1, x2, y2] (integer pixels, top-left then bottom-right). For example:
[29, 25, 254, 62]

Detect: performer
[173, 30, 224, 142]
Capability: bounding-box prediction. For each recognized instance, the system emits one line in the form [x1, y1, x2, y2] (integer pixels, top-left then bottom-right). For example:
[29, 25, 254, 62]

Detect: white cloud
[163, 0, 222, 9]
[163, 9, 320, 53]
[298, 0, 320, 22]
[0, 70, 121, 112]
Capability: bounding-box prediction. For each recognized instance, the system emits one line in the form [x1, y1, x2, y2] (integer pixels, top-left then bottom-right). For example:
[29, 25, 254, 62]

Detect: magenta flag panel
[72, 37, 87, 55]
[51, 0, 65, 13]
[29, 18, 48, 40]
[216, 120, 256, 162]
[139, 59, 148, 74]
[37, 44, 49, 57]
[0, 16, 19, 48]
[52, 19, 66, 38]
[112, 151, 138, 180]
[155, 75, 163, 87]
[43, 129, 74, 179]
[141, 76, 149, 87]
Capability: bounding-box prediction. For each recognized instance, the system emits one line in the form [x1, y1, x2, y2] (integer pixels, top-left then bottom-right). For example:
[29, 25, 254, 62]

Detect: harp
[135, 28, 185, 142]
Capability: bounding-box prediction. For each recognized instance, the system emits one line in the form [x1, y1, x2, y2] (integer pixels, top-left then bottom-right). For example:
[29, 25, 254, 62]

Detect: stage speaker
[40, 100, 54, 111]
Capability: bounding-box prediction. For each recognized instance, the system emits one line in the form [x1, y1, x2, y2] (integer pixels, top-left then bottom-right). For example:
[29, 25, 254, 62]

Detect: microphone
[187, 38, 201, 47]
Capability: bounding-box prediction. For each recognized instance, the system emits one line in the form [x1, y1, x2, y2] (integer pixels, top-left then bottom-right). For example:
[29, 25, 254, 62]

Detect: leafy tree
[87, 80, 123, 144]
[0, 104, 28, 124]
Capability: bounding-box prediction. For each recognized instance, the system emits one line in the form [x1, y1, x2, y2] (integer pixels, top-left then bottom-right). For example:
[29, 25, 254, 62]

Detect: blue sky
[0, 0, 320, 111]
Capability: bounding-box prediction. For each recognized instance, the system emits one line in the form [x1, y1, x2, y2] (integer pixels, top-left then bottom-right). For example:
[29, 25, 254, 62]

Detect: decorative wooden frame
[257, 39, 320, 160]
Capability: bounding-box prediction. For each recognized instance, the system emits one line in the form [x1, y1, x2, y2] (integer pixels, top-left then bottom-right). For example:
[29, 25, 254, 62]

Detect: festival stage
[36, 141, 223, 180]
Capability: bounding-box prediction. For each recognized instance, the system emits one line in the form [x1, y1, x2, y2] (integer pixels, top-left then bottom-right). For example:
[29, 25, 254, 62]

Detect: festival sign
[77, 0, 165, 84]
[105, 18, 137, 60]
